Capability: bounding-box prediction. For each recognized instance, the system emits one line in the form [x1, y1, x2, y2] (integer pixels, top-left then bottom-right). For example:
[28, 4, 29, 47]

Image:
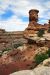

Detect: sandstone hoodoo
[24, 9, 50, 38]
[29, 9, 39, 22]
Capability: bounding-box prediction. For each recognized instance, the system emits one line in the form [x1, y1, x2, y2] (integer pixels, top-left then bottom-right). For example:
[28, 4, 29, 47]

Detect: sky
[0, 0, 50, 31]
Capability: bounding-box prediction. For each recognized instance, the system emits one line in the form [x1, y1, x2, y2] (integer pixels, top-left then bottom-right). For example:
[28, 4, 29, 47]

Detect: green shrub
[46, 48, 50, 57]
[0, 51, 3, 57]
[13, 43, 23, 48]
[29, 45, 32, 48]
[28, 39, 36, 44]
[2, 48, 11, 52]
[47, 28, 50, 33]
[0, 48, 11, 56]
[37, 29, 45, 37]
[35, 53, 49, 64]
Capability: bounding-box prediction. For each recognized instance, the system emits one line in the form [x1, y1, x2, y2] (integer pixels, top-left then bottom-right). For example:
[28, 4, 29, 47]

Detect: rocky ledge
[10, 58, 50, 75]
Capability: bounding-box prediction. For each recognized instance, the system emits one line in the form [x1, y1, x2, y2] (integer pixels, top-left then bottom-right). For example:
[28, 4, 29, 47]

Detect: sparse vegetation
[0, 51, 3, 57]
[35, 53, 49, 64]
[47, 28, 50, 33]
[0, 48, 11, 56]
[28, 39, 36, 44]
[29, 45, 32, 48]
[37, 29, 45, 37]
[2, 48, 11, 52]
[46, 48, 50, 57]
[13, 43, 23, 48]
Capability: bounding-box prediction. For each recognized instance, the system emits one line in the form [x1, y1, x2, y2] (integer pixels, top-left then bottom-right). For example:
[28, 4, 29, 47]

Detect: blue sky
[0, 0, 50, 31]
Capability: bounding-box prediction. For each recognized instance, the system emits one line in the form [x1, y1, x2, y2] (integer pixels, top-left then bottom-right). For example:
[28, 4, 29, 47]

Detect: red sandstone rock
[24, 9, 50, 38]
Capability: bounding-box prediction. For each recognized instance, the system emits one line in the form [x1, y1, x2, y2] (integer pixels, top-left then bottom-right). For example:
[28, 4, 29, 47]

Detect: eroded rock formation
[0, 9, 50, 75]
[24, 9, 50, 38]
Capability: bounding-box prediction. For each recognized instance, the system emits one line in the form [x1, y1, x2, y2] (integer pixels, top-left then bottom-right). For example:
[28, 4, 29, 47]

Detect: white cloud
[0, 0, 49, 17]
[44, 1, 50, 9]
[0, 16, 28, 31]
[0, 0, 50, 31]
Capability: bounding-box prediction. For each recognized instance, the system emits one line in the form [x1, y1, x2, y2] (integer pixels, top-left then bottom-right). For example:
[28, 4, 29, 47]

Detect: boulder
[43, 58, 50, 66]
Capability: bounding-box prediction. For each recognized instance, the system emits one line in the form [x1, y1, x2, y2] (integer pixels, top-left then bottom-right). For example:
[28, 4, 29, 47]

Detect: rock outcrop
[10, 65, 50, 75]
[24, 9, 50, 38]
[10, 58, 50, 75]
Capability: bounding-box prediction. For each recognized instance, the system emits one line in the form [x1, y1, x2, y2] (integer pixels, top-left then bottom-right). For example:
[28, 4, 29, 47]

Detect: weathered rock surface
[35, 47, 48, 54]
[17, 44, 27, 51]
[10, 65, 50, 75]
[43, 58, 50, 66]
[10, 58, 50, 75]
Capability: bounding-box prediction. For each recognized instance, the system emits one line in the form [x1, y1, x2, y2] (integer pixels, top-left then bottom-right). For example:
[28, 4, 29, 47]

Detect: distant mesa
[0, 29, 5, 33]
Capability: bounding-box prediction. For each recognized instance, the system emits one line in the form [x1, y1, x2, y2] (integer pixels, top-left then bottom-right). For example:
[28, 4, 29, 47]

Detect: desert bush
[46, 48, 50, 57]
[47, 28, 50, 33]
[0, 48, 11, 56]
[37, 29, 45, 37]
[35, 53, 49, 64]
[28, 39, 36, 44]
[0, 51, 3, 57]
[2, 48, 11, 52]
[29, 45, 32, 48]
[13, 43, 23, 48]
